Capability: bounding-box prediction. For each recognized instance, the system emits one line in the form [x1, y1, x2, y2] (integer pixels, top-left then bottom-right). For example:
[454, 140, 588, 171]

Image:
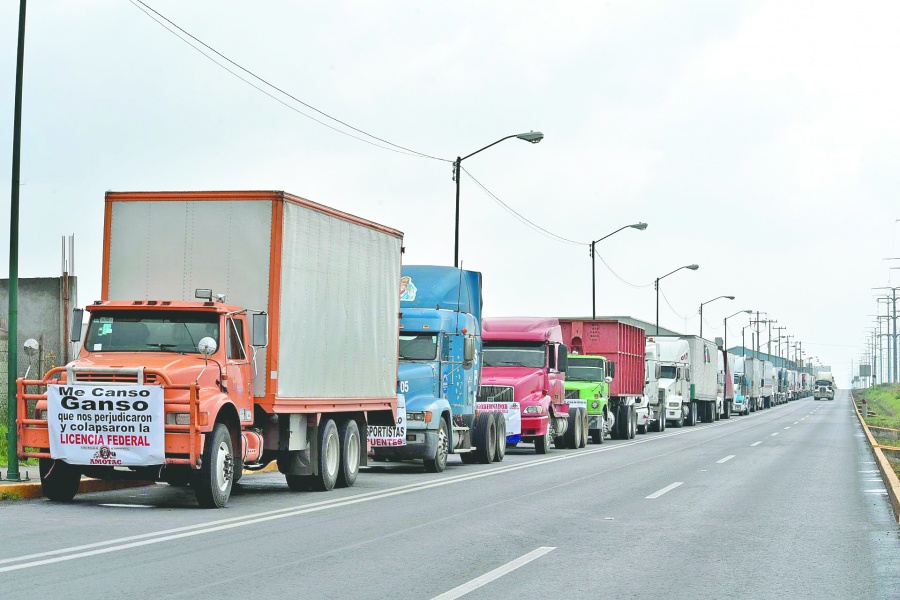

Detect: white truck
[814, 371, 836, 400]
[744, 357, 763, 411]
[762, 361, 776, 409]
[642, 340, 663, 432]
[716, 350, 734, 419]
[655, 335, 719, 426]
[731, 355, 750, 415]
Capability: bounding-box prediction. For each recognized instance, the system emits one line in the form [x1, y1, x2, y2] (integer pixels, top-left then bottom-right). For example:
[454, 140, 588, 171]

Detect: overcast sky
[2, 1, 900, 386]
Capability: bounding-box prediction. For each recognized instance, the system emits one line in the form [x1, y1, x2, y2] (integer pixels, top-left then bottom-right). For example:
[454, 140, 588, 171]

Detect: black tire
[617, 404, 634, 439]
[424, 417, 450, 473]
[629, 407, 637, 439]
[493, 414, 507, 462]
[39, 458, 81, 502]
[565, 408, 580, 448]
[194, 423, 234, 508]
[311, 419, 340, 491]
[723, 402, 731, 420]
[336, 419, 361, 486]
[473, 412, 496, 463]
[534, 423, 552, 454]
[686, 401, 697, 426]
[659, 409, 666, 432]
[590, 413, 604, 444]
[578, 410, 588, 448]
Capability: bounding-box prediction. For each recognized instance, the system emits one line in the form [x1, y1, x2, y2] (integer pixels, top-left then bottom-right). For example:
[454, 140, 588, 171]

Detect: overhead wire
[128, 0, 449, 162]
[595, 255, 654, 289]
[659, 288, 696, 321]
[460, 167, 585, 246]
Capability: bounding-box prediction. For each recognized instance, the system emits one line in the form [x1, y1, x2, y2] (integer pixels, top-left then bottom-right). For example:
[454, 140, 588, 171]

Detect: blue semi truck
[371, 266, 505, 472]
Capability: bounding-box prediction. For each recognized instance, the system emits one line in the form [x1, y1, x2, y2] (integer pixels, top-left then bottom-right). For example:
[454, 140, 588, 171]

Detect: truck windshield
[85, 310, 219, 353]
[566, 358, 605, 382]
[399, 334, 438, 360]
[483, 342, 545, 368]
[660, 365, 677, 379]
[733, 374, 742, 384]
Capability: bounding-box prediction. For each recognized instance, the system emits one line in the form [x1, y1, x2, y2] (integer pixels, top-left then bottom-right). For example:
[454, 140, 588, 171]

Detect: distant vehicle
[732, 356, 750, 415]
[655, 335, 719, 425]
[814, 371, 836, 401]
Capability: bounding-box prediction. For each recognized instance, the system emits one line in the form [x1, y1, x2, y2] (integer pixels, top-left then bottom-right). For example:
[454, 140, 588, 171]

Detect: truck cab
[655, 338, 690, 427]
[372, 266, 503, 471]
[814, 371, 835, 400]
[564, 355, 613, 445]
[480, 318, 573, 453]
[732, 356, 749, 415]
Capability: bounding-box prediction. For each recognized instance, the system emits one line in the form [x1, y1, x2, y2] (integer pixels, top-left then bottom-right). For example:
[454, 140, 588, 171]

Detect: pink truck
[479, 317, 584, 453]
[559, 319, 649, 440]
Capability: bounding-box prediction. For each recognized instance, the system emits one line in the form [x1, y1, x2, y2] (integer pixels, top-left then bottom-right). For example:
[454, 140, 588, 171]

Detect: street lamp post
[724, 309, 752, 358]
[655, 264, 699, 335]
[590, 222, 647, 319]
[699, 295, 735, 338]
[453, 131, 543, 267]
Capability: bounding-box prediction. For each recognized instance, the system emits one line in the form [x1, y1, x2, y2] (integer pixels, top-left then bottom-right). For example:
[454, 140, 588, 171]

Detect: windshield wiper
[146, 343, 178, 351]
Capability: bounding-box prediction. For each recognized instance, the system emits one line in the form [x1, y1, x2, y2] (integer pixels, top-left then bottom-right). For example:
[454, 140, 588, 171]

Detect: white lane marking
[771, 432, 779, 436]
[750, 441, 762, 447]
[646, 482, 684, 499]
[859, 470, 880, 474]
[864, 489, 888, 495]
[1, 405, 798, 572]
[793, 422, 799, 425]
[784, 426, 791, 430]
[98, 504, 152, 509]
[431, 547, 555, 600]
[717, 455, 735, 464]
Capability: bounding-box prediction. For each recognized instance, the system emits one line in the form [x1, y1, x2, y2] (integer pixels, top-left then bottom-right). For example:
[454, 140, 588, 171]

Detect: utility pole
[5, 0, 28, 483]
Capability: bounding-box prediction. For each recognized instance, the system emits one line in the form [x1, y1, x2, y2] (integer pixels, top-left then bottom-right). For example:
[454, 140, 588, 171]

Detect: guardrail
[851, 392, 900, 524]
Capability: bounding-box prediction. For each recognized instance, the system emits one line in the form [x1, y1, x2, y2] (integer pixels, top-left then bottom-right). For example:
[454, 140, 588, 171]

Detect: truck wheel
[534, 426, 552, 454]
[590, 413, 604, 444]
[659, 410, 666, 432]
[687, 401, 697, 426]
[424, 417, 450, 473]
[565, 408, 580, 449]
[616, 404, 632, 439]
[336, 419, 361, 486]
[723, 402, 731, 420]
[578, 410, 588, 448]
[629, 407, 636, 439]
[39, 458, 81, 502]
[194, 423, 234, 508]
[493, 414, 507, 462]
[473, 412, 496, 464]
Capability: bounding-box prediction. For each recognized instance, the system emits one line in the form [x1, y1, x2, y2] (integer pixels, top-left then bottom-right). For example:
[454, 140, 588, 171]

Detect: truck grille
[658, 389, 665, 403]
[565, 389, 581, 400]
[478, 385, 514, 403]
[73, 371, 161, 385]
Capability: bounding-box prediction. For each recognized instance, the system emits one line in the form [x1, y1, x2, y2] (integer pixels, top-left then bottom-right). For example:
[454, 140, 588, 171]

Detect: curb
[0, 460, 281, 502]
[852, 394, 900, 524]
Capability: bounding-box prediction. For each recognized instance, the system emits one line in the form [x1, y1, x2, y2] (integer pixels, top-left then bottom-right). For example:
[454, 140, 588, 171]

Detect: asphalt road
[3, 391, 899, 600]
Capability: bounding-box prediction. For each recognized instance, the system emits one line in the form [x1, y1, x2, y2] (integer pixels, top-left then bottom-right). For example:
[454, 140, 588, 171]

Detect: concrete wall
[0, 276, 77, 379]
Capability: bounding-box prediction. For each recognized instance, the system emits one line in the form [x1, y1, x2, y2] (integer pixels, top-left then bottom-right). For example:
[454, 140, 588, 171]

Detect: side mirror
[251, 312, 269, 347]
[70, 308, 84, 342]
[463, 336, 476, 369]
[605, 376, 613, 384]
[608, 361, 616, 379]
[198, 337, 218, 356]
[23, 338, 39, 356]
[557, 344, 568, 373]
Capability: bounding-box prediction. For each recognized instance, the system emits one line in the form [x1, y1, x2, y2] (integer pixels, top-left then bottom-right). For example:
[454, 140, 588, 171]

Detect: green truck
[564, 355, 613, 444]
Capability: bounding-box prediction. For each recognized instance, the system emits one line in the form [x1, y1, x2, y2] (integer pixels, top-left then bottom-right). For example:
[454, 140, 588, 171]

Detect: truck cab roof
[482, 317, 563, 343]
[87, 300, 244, 315]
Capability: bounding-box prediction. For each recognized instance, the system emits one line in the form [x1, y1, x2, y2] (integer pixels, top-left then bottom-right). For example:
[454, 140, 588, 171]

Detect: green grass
[0, 490, 21, 501]
[860, 384, 900, 430]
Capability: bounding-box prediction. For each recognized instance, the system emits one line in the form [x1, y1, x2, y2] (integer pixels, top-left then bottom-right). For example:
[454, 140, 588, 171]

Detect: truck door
[226, 315, 253, 422]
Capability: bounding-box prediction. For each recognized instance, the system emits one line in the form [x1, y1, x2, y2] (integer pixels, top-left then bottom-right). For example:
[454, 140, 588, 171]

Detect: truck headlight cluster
[406, 411, 431, 422]
[667, 401, 681, 408]
[591, 401, 600, 409]
[523, 405, 543, 414]
[165, 412, 191, 426]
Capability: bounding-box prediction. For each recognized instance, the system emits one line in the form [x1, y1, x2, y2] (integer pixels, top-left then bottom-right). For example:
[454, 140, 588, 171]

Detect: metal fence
[0, 339, 66, 428]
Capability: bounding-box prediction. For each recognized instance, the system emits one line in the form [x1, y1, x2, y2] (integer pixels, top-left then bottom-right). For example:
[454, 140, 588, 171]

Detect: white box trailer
[656, 335, 719, 424]
[744, 358, 763, 410]
[761, 361, 775, 408]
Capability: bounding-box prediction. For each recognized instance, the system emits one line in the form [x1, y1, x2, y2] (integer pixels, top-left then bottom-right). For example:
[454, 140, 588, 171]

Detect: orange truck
[17, 190, 403, 507]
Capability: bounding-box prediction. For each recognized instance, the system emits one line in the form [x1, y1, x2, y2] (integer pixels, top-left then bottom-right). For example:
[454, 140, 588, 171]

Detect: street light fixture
[590, 222, 648, 319]
[723, 309, 751, 356]
[453, 131, 544, 266]
[655, 264, 699, 335]
[699, 295, 735, 338]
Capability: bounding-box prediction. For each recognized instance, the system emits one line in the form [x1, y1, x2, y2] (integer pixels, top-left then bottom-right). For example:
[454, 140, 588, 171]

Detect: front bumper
[375, 429, 438, 461]
[520, 415, 550, 437]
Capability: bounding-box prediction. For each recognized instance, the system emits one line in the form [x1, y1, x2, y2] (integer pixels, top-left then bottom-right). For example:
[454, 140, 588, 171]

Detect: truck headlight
[591, 401, 600, 409]
[406, 411, 432, 423]
[667, 401, 680, 408]
[523, 405, 543, 414]
[165, 412, 191, 425]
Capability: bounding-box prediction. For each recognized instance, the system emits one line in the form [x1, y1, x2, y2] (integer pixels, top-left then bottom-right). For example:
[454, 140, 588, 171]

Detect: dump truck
[560, 319, 649, 440]
[374, 265, 506, 471]
[481, 318, 578, 453]
[17, 190, 402, 508]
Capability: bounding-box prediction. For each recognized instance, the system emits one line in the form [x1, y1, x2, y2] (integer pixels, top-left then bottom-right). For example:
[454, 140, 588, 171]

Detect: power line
[660, 288, 695, 321]
[595, 255, 653, 289]
[128, 0, 449, 162]
[461, 167, 585, 245]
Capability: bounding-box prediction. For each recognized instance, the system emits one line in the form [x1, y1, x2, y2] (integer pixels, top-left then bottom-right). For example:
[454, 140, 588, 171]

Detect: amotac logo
[704, 346, 711, 363]
[90, 446, 122, 465]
